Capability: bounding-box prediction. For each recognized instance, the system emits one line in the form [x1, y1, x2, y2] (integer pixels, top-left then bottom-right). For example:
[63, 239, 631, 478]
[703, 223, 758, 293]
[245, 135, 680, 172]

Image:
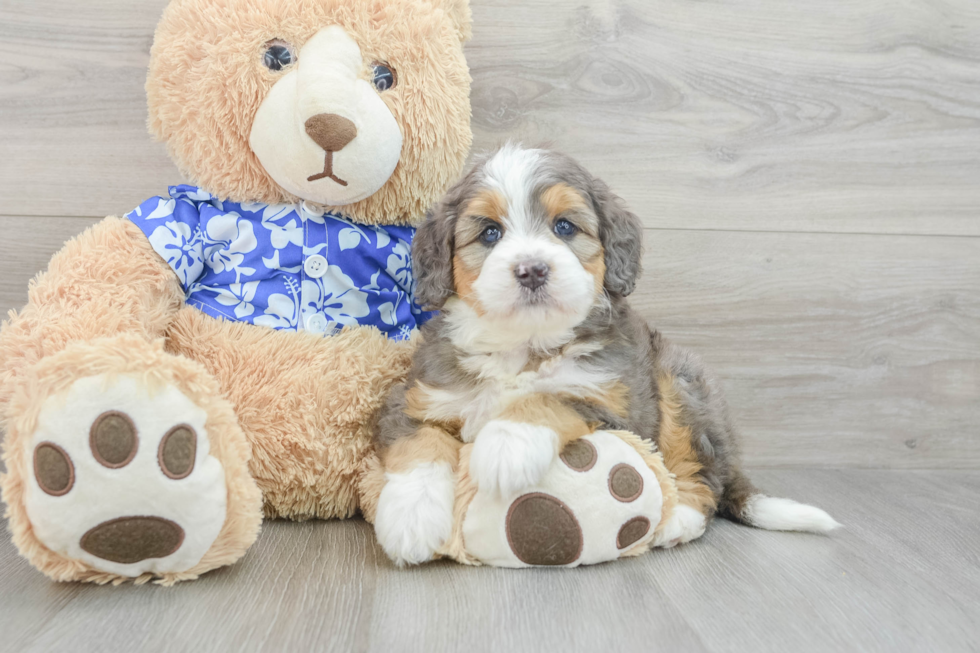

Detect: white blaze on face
[249, 26, 403, 205]
[469, 145, 598, 341]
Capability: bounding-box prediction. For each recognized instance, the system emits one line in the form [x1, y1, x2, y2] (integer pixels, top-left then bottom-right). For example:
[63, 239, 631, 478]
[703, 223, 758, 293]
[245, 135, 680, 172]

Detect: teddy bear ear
[433, 0, 473, 42]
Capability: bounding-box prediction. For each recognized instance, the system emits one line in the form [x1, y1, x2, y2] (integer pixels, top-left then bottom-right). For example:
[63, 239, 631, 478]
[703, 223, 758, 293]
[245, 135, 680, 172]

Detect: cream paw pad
[23, 375, 228, 577]
[451, 430, 678, 567]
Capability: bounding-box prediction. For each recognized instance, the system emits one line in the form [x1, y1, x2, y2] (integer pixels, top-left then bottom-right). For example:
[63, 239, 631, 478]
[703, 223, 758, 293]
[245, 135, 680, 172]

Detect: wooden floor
[1, 0, 979, 651]
[1, 470, 978, 653]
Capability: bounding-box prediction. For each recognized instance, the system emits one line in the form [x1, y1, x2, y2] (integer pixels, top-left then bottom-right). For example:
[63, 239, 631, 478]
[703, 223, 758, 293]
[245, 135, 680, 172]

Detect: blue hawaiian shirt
[125, 185, 434, 340]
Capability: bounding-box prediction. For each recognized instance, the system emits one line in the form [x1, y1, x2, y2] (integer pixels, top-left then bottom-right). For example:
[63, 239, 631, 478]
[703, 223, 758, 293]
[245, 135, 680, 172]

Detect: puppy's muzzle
[514, 260, 550, 290]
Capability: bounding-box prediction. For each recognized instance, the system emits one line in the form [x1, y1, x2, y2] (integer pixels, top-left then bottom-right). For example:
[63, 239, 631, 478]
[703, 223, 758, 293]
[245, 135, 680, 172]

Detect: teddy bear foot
[24, 374, 229, 578]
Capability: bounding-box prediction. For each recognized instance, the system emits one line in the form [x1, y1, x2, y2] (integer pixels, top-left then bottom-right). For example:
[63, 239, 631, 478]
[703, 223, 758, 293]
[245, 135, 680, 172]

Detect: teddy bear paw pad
[505, 493, 583, 565]
[463, 431, 665, 567]
[23, 374, 227, 577]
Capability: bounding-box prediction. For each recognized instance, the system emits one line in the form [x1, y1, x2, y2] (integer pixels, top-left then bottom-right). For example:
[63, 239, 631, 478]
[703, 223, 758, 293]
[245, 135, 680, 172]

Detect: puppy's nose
[514, 260, 550, 290]
[305, 113, 357, 152]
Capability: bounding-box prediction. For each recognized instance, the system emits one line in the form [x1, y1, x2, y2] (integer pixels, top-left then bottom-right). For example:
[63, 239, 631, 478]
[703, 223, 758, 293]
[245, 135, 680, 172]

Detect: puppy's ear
[412, 197, 458, 310]
[590, 178, 643, 297]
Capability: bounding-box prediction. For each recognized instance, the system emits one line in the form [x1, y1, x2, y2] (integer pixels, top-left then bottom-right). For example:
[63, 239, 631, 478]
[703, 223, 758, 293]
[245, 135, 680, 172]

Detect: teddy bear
[0, 0, 474, 585]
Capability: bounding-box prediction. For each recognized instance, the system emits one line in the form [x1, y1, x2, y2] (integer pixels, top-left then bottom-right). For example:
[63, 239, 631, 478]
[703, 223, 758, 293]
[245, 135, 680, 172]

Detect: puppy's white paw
[469, 420, 558, 498]
[653, 504, 707, 549]
[374, 462, 456, 566]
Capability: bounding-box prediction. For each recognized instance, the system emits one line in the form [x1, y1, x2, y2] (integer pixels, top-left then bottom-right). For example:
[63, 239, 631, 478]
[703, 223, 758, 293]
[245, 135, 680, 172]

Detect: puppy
[373, 144, 839, 566]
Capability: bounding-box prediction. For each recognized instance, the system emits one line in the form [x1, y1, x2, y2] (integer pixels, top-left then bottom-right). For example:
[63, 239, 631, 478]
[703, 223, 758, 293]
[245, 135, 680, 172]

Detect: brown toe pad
[159, 425, 197, 479]
[506, 493, 583, 566]
[34, 442, 75, 496]
[90, 411, 138, 469]
[608, 463, 644, 502]
[560, 439, 597, 472]
[80, 516, 185, 564]
[617, 516, 651, 549]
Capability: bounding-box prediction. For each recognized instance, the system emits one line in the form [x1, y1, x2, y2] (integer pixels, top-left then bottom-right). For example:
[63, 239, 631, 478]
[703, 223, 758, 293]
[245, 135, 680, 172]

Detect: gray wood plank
[2, 470, 978, 653]
[366, 553, 708, 653]
[469, 0, 980, 237]
[2, 219, 975, 468]
[645, 476, 980, 653]
[7, 520, 378, 653]
[634, 229, 980, 469]
[750, 469, 980, 605]
[2, 0, 979, 236]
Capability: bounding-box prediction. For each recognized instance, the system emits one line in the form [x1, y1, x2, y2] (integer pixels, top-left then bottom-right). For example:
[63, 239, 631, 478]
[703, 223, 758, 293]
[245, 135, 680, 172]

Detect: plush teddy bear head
[147, 0, 472, 225]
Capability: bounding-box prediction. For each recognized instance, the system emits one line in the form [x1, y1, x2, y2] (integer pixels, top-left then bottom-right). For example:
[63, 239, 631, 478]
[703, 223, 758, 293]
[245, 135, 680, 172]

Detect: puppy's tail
[719, 469, 841, 533]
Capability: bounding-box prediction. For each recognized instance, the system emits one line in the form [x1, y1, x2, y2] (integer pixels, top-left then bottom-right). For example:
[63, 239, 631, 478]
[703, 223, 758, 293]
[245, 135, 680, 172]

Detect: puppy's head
[414, 144, 642, 341]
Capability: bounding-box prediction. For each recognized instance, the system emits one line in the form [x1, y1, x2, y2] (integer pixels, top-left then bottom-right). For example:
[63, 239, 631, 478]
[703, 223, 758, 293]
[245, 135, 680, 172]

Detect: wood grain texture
[3, 221, 975, 468]
[468, 0, 980, 236]
[1, 470, 978, 653]
[1, 0, 979, 235]
[636, 229, 980, 468]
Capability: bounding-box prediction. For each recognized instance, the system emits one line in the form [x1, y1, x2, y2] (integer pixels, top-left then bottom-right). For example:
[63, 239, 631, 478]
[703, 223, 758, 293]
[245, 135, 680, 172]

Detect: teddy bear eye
[371, 62, 397, 92]
[263, 40, 295, 71]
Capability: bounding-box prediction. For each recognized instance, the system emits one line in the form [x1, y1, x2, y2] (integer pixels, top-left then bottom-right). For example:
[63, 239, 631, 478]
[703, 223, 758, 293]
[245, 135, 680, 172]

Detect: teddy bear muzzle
[304, 113, 357, 186]
[249, 25, 403, 207]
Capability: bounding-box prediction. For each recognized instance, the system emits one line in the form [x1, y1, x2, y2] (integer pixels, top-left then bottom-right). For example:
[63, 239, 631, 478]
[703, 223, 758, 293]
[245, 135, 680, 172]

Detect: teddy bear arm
[1, 216, 185, 379]
[0, 216, 262, 583]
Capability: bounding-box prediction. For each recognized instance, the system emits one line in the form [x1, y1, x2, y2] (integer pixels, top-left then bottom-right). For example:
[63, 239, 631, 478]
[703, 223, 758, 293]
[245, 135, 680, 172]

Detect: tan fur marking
[404, 385, 464, 435]
[463, 188, 507, 223]
[438, 443, 481, 565]
[561, 380, 629, 419]
[656, 374, 717, 516]
[384, 425, 462, 474]
[496, 393, 593, 449]
[541, 183, 588, 219]
[404, 385, 430, 422]
[583, 247, 607, 297]
[451, 253, 485, 315]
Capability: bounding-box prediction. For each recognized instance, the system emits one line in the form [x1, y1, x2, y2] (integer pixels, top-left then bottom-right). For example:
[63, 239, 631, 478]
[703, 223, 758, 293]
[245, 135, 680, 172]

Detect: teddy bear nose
[305, 113, 357, 152]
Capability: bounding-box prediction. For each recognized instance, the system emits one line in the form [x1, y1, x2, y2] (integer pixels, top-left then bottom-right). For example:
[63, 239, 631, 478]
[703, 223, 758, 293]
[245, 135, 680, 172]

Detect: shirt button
[304, 254, 328, 278]
[301, 200, 324, 217]
[306, 313, 328, 334]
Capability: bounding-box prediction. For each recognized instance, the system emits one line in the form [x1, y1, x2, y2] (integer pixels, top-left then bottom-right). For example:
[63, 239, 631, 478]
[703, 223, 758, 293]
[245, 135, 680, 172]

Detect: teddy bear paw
[653, 504, 707, 549]
[24, 374, 228, 577]
[469, 420, 559, 498]
[375, 461, 456, 566]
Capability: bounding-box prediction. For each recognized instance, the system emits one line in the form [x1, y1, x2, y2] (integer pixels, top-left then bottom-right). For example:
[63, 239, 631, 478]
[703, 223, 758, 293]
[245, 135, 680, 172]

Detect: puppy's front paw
[653, 504, 707, 549]
[374, 462, 455, 566]
[469, 420, 558, 498]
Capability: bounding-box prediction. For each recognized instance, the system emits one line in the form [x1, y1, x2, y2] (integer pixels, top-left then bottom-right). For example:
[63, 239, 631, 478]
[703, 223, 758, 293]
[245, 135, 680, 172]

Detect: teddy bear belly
[165, 306, 415, 520]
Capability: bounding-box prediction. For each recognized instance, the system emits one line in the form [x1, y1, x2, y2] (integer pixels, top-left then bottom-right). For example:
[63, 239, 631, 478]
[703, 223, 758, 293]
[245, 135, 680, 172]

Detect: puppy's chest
[415, 349, 614, 442]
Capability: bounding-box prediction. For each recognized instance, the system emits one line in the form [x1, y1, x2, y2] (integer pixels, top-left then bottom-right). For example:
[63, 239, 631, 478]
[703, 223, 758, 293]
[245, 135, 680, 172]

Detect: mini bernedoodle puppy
[373, 144, 839, 566]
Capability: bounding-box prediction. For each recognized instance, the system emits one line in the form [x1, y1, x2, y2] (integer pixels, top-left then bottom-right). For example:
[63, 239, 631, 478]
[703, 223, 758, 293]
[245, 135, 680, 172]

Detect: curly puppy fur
[369, 145, 839, 563]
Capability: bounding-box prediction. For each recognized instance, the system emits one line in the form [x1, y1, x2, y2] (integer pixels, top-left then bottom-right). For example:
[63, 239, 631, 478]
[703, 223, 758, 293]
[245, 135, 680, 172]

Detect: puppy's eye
[263, 40, 295, 71]
[553, 218, 577, 237]
[371, 62, 397, 91]
[479, 225, 502, 245]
